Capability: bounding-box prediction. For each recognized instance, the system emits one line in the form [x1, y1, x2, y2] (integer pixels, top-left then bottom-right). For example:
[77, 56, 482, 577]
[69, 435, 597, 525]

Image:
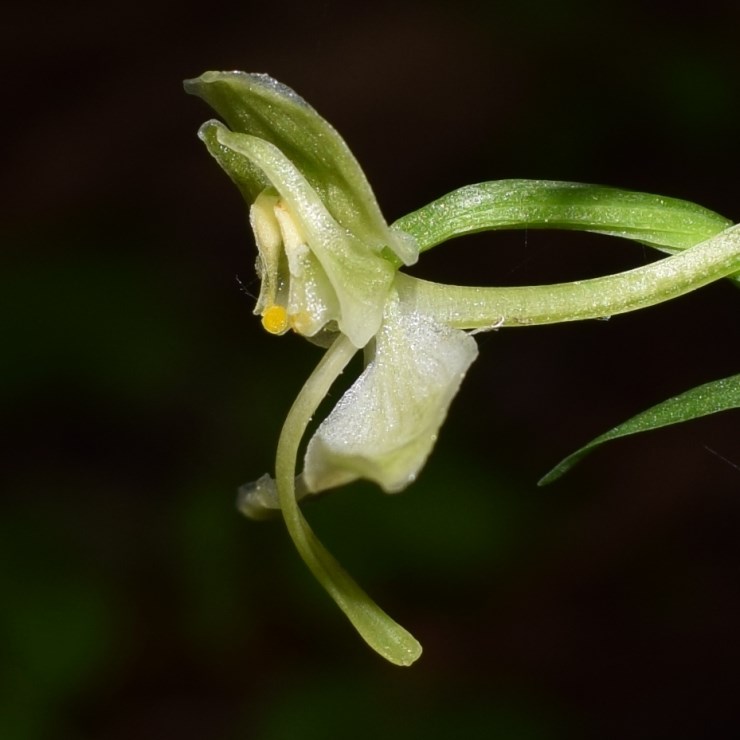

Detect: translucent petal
[304, 293, 479, 493]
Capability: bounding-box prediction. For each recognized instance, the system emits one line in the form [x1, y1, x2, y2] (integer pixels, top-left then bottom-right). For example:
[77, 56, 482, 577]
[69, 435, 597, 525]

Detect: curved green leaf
[539, 373, 740, 485]
[393, 180, 738, 286]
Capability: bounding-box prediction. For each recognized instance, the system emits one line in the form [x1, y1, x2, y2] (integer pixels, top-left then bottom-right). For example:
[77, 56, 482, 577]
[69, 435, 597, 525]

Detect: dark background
[2, 1, 739, 738]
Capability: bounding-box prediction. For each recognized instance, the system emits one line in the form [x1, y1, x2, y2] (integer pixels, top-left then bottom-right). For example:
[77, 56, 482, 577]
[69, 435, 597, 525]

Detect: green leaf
[185, 71, 416, 264]
[539, 373, 740, 484]
[393, 180, 738, 286]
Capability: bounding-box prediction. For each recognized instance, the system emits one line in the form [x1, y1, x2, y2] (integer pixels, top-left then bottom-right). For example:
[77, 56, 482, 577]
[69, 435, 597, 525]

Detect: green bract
[187, 71, 740, 666]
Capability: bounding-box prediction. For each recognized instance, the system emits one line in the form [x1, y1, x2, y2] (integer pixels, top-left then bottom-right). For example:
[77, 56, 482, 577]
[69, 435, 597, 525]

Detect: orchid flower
[186, 71, 740, 666]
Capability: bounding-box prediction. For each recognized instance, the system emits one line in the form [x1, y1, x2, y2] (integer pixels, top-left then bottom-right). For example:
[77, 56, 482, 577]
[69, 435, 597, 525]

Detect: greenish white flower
[186, 71, 479, 665]
[187, 71, 740, 666]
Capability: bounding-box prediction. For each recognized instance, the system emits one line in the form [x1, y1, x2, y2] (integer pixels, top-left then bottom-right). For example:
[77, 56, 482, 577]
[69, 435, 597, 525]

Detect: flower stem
[396, 224, 740, 329]
[275, 334, 423, 666]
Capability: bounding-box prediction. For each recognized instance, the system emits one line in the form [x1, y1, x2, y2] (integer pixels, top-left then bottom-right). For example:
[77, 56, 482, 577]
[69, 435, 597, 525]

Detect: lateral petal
[304, 293, 479, 493]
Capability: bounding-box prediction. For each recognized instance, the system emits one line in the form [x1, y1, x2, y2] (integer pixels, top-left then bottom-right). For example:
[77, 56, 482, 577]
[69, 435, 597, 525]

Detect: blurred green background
[2, 1, 739, 738]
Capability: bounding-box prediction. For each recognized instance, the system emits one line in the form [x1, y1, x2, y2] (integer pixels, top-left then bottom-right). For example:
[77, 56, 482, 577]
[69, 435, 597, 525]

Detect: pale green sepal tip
[236, 473, 323, 520]
[540, 373, 740, 485]
[185, 71, 418, 266]
[196, 119, 267, 200]
[236, 474, 280, 521]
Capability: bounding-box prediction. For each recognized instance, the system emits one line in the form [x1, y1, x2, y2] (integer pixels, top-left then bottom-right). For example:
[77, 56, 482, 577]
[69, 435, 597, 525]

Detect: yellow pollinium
[261, 305, 289, 335]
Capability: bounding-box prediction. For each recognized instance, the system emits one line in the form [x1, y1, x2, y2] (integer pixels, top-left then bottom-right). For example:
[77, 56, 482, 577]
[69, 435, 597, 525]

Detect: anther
[262, 305, 289, 334]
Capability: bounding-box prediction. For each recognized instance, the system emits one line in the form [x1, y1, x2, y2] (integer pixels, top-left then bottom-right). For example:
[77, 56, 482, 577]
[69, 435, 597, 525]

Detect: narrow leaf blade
[540, 373, 740, 485]
[393, 180, 738, 286]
